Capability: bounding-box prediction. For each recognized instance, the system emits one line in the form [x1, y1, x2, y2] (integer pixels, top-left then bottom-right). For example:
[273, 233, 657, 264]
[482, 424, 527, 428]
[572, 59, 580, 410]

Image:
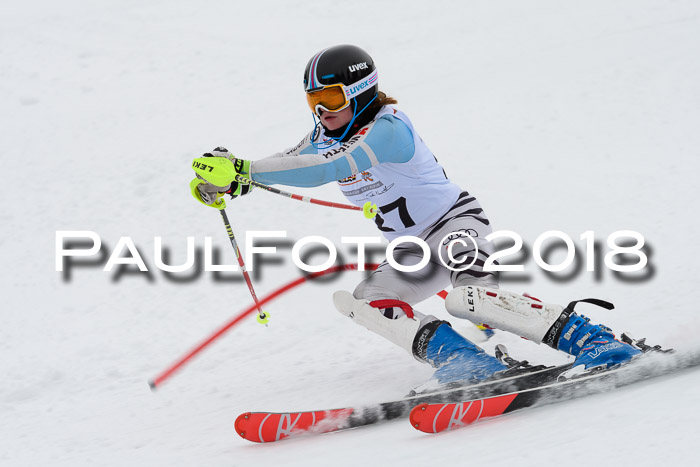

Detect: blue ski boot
[546, 299, 642, 375]
[414, 321, 507, 385]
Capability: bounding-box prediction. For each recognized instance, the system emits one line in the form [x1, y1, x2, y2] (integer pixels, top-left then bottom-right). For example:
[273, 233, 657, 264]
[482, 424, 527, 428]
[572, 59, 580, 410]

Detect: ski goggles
[305, 69, 378, 114]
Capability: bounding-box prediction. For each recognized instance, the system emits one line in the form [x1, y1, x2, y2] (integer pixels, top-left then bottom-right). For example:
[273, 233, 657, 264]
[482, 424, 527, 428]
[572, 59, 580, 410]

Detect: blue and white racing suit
[251, 106, 498, 305]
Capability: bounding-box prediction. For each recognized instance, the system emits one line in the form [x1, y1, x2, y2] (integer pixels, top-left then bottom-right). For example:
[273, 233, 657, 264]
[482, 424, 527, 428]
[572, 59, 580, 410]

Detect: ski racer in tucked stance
[190, 44, 641, 384]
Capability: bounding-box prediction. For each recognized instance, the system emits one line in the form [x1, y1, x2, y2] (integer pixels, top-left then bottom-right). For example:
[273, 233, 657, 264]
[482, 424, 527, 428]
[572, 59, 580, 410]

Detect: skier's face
[319, 106, 353, 131]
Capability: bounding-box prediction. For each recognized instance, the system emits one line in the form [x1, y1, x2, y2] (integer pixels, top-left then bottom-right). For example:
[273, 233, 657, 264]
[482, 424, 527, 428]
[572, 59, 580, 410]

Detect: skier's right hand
[190, 175, 230, 209]
[191, 147, 254, 209]
[192, 147, 252, 187]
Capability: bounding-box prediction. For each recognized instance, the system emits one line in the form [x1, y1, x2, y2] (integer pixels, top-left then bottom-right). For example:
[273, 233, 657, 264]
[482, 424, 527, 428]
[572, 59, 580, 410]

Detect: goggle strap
[343, 69, 379, 100]
[311, 93, 378, 150]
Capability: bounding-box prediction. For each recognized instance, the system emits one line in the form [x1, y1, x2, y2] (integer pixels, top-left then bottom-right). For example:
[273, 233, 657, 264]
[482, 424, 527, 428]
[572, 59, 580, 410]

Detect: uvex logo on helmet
[348, 62, 368, 72]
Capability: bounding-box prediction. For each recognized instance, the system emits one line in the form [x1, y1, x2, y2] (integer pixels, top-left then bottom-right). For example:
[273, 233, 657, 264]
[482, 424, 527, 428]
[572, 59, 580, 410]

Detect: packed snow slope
[2, 0, 700, 466]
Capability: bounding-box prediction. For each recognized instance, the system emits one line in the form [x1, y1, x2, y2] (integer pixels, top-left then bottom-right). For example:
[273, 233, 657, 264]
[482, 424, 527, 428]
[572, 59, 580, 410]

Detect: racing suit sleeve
[251, 114, 415, 187]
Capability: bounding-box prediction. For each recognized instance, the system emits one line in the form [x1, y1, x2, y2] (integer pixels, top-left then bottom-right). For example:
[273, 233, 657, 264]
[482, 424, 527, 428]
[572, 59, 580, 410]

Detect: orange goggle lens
[305, 84, 349, 113]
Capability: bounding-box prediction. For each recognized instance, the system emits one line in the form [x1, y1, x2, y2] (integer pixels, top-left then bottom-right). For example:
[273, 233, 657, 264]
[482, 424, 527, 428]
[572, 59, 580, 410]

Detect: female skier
[190, 44, 641, 383]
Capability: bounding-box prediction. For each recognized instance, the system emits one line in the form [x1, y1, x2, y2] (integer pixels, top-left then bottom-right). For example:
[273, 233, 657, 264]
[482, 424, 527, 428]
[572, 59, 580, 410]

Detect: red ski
[233, 362, 575, 443]
[410, 349, 700, 434]
[410, 393, 519, 433]
[235, 408, 354, 443]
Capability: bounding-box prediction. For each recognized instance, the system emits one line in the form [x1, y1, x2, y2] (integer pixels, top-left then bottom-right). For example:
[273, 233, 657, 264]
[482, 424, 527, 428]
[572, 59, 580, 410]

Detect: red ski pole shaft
[219, 207, 267, 323]
[235, 174, 375, 214]
[148, 263, 374, 390]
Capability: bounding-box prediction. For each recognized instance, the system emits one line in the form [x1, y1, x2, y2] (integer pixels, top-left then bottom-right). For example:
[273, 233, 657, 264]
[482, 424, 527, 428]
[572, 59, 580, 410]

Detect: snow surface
[2, 0, 700, 465]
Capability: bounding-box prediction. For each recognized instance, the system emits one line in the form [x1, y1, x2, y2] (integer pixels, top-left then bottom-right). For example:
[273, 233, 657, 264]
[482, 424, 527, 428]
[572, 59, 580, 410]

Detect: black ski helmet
[303, 45, 378, 113]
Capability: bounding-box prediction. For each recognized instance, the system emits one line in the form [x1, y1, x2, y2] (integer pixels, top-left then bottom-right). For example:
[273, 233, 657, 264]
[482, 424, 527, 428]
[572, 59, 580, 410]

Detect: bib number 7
[373, 196, 416, 232]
